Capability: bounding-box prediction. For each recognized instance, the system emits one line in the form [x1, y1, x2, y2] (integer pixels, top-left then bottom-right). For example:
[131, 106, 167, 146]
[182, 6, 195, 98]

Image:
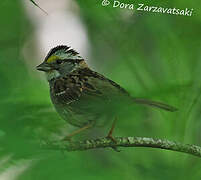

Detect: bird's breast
[50, 77, 83, 106]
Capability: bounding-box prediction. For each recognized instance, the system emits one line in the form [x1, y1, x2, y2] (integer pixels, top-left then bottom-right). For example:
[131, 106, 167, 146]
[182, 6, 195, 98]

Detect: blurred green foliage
[0, 0, 201, 179]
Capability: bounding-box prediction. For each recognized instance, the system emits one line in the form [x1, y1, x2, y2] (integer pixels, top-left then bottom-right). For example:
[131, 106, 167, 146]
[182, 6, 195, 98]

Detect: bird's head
[36, 45, 87, 80]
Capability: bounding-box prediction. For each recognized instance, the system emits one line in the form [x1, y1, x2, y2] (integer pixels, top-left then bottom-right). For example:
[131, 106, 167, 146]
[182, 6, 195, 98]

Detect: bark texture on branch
[43, 136, 201, 158]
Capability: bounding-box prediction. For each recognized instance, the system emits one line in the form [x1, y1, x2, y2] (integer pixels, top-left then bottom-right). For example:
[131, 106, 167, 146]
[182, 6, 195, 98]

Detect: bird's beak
[36, 62, 51, 72]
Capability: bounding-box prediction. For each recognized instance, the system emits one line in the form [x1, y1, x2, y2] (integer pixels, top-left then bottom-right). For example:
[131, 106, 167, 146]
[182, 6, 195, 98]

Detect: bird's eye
[56, 59, 63, 64]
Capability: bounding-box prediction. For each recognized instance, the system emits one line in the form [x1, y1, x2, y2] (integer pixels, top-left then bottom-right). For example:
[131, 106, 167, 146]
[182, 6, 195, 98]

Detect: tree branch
[42, 136, 201, 158]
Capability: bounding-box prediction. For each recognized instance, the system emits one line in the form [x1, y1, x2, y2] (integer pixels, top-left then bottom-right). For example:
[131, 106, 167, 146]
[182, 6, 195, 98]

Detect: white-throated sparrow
[36, 45, 177, 139]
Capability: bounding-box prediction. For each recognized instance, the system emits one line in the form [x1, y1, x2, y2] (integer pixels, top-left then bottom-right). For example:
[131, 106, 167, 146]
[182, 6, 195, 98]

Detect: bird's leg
[106, 117, 117, 142]
[106, 117, 120, 152]
[62, 123, 93, 141]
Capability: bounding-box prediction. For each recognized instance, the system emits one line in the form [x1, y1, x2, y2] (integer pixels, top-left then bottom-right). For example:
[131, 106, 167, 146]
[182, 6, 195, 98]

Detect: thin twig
[42, 136, 201, 158]
[29, 0, 48, 15]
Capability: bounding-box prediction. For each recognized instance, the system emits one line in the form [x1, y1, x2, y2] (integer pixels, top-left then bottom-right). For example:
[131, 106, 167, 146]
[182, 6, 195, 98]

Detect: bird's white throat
[46, 70, 61, 81]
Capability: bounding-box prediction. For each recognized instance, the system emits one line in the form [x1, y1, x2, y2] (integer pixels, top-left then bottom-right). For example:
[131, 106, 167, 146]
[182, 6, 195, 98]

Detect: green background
[0, 0, 201, 179]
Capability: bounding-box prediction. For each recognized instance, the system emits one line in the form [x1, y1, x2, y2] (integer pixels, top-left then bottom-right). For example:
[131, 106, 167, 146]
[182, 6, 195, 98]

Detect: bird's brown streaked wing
[77, 68, 129, 97]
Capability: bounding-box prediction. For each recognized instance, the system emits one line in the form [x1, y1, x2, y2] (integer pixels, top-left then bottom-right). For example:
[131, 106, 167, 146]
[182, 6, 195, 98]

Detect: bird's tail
[133, 98, 178, 112]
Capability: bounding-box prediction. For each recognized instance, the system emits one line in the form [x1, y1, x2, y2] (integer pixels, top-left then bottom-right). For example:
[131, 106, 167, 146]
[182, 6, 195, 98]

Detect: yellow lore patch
[46, 55, 59, 63]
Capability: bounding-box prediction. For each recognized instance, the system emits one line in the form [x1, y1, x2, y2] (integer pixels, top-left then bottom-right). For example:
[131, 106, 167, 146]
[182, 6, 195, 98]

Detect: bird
[36, 45, 177, 140]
